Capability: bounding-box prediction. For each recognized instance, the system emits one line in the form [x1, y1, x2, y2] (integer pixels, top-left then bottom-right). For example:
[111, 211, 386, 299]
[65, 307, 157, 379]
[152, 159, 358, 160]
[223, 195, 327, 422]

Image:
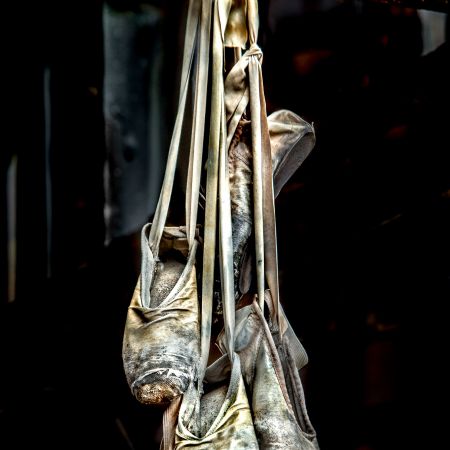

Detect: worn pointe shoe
[265, 292, 320, 449]
[175, 353, 259, 449]
[215, 300, 318, 449]
[269, 109, 316, 198]
[122, 225, 200, 405]
[228, 117, 253, 299]
[228, 110, 315, 298]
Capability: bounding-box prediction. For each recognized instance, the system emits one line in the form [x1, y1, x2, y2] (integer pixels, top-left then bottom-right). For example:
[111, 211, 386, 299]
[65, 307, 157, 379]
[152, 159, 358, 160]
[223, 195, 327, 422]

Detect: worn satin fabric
[122, 226, 200, 405]
[269, 110, 316, 198]
[214, 301, 318, 449]
[175, 354, 258, 449]
[276, 339, 319, 450]
[228, 118, 252, 298]
[228, 109, 315, 298]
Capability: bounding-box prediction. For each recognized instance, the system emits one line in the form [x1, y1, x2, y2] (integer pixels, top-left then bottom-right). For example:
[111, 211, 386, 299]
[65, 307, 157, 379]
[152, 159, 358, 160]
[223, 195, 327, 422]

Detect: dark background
[1, 1, 449, 449]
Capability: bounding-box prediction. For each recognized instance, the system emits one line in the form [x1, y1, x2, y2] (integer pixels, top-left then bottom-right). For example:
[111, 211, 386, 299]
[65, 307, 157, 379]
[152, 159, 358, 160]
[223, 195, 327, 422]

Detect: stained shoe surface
[122, 226, 200, 405]
[215, 301, 318, 449]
